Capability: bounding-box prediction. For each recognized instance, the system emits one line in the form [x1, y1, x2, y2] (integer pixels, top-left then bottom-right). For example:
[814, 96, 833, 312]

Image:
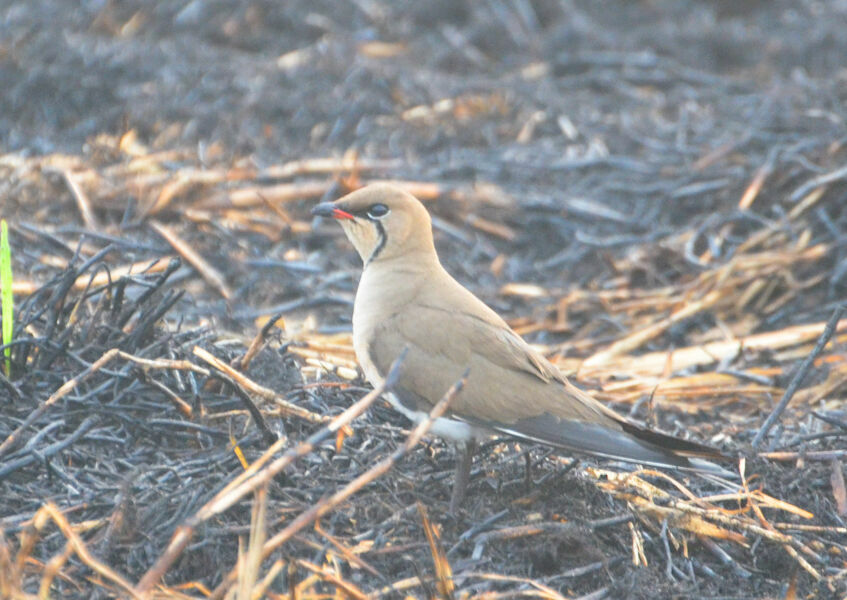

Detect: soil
[1, 1, 846, 598]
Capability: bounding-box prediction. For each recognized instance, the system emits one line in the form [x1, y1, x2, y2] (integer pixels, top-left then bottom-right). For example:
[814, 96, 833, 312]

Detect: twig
[206, 367, 467, 600]
[375, 572, 570, 600]
[831, 459, 847, 516]
[419, 503, 454, 599]
[752, 303, 846, 448]
[759, 450, 847, 461]
[574, 587, 609, 600]
[294, 558, 369, 600]
[582, 290, 722, 367]
[149, 220, 233, 300]
[146, 169, 228, 217]
[471, 515, 633, 560]
[0, 348, 120, 458]
[237, 486, 267, 600]
[63, 170, 100, 230]
[193, 345, 324, 424]
[790, 164, 847, 202]
[0, 368, 22, 403]
[697, 535, 751, 578]
[314, 522, 383, 578]
[554, 559, 616, 579]
[237, 311, 284, 371]
[42, 503, 139, 599]
[117, 350, 210, 376]
[38, 541, 74, 597]
[222, 181, 331, 208]
[37, 255, 175, 290]
[661, 519, 676, 581]
[0, 416, 99, 479]
[578, 316, 847, 378]
[215, 367, 278, 445]
[261, 156, 403, 180]
[448, 509, 510, 556]
[738, 151, 777, 210]
[134, 350, 409, 597]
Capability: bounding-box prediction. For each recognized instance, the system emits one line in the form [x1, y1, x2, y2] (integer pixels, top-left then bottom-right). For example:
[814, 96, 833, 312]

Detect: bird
[312, 183, 732, 512]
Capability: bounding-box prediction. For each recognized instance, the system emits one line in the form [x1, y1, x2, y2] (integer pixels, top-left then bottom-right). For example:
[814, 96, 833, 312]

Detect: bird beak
[312, 202, 355, 220]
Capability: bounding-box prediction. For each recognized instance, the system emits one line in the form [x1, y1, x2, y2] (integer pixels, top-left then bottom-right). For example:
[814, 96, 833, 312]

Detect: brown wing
[368, 303, 728, 472]
[369, 303, 613, 425]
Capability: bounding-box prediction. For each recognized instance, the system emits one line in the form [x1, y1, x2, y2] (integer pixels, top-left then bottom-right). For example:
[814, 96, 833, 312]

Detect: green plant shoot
[0, 219, 12, 376]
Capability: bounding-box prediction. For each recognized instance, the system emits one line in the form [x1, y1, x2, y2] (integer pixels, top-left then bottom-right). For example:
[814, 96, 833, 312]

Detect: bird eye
[367, 203, 389, 219]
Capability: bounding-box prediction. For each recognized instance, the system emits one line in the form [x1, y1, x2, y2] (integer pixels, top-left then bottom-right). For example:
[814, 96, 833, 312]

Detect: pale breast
[352, 279, 383, 387]
[351, 267, 486, 442]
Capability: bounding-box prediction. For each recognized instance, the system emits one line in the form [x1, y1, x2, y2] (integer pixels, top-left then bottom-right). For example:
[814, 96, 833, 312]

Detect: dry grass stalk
[62, 169, 100, 230]
[753, 304, 845, 447]
[39, 543, 75, 600]
[830, 459, 847, 516]
[235, 486, 267, 600]
[3, 120, 845, 599]
[234, 313, 283, 372]
[31, 504, 137, 599]
[205, 370, 466, 600]
[587, 466, 835, 582]
[222, 181, 330, 209]
[67, 256, 174, 289]
[0, 348, 120, 458]
[261, 155, 402, 180]
[418, 503, 455, 599]
[357, 179, 444, 200]
[576, 319, 847, 379]
[314, 522, 382, 578]
[293, 558, 369, 600]
[583, 290, 723, 368]
[145, 169, 229, 217]
[192, 345, 325, 424]
[288, 346, 359, 369]
[0, 530, 18, 599]
[134, 353, 409, 596]
[149, 220, 233, 300]
[737, 158, 774, 210]
[760, 450, 847, 461]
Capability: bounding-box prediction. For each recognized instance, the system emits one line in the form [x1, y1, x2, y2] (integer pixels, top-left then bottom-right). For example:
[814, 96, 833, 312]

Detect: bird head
[312, 183, 436, 266]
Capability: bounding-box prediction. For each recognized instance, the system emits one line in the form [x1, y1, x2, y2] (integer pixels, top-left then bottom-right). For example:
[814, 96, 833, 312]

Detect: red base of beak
[331, 207, 355, 220]
[311, 203, 355, 220]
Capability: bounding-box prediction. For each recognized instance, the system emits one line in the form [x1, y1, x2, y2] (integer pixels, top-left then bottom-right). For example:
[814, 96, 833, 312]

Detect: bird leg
[523, 450, 532, 489]
[449, 439, 477, 514]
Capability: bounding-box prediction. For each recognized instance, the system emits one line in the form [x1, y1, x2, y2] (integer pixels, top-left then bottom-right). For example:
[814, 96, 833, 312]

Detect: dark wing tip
[618, 419, 728, 461]
[475, 412, 735, 475]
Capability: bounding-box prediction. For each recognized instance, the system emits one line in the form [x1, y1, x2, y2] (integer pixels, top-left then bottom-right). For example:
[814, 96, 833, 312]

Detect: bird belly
[352, 303, 485, 442]
[384, 392, 484, 441]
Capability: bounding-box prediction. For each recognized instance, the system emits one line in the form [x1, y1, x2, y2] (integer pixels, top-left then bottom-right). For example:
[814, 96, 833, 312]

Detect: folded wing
[368, 301, 729, 474]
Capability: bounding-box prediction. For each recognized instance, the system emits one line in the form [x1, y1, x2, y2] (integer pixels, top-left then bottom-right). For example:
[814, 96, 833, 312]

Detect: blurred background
[3, 0, 846, 318]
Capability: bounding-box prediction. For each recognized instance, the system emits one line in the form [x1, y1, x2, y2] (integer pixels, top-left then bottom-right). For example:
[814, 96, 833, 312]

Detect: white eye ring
[367, 203, 390, 219]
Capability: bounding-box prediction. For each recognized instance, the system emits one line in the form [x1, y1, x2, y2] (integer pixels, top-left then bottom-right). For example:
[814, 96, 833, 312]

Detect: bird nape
[312, 183, 735, 513]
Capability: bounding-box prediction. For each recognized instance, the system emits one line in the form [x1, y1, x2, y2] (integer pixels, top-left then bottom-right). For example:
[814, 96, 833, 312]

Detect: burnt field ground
[1, 1, 847, 598]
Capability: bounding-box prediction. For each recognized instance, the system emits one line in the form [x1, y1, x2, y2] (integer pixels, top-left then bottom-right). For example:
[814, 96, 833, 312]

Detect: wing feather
[366, 301, 729, 472]
[368, 304, 612, 425]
